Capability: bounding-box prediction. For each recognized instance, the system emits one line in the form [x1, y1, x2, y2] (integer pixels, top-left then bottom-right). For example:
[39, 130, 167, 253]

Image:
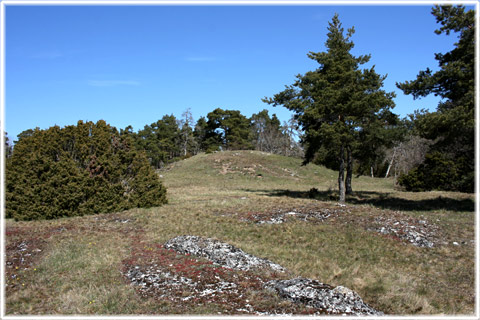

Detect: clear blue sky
[4, 3, 475, 141]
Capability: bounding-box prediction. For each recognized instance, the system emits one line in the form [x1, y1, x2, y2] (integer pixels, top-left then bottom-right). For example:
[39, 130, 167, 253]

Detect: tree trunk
[338, 145, 346, 203]
[385, 147, 396, 178]
[346, 146, 353, 195]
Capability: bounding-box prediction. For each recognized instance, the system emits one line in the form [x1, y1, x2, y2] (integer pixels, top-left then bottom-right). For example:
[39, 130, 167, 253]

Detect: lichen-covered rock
[162, 236, 383, 315]
[372, 216, 437, 248]
[164, 235, 285, 272]
[264, 278, 383, 316]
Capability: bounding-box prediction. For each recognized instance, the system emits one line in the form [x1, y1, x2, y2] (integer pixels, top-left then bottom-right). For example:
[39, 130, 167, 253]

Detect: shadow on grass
[242, 188, 474, 212]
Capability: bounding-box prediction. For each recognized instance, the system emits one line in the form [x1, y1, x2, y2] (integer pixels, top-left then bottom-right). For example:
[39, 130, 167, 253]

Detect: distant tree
[6, 120, 167, 221]
[136, 115, 181, 168]
[396, 5, 474, 192]
[250, 109, 285, 154]
[276, 116, 304, 158]
[263, 14, 395, 202]
[177, 108, 197, 157]
[193, 116, 208, 153]
[205, 108, 253, 151]
[15, 128, 37, 144]
[353, 113, 401, 179]
[4, 132, 12, 159]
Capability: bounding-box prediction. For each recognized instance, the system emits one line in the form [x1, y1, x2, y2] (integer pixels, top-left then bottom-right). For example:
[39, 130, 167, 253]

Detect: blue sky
[4, 3, 475, 141]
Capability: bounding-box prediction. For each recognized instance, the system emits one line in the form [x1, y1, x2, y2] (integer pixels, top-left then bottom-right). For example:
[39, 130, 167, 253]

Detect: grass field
[5, 150, 476, 315]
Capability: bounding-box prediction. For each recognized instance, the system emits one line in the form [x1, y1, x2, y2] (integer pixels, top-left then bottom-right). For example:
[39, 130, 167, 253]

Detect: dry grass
[5, 150, 476, 315]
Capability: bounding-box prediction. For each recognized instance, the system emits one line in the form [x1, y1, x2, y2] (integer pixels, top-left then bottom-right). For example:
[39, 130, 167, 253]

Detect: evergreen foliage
[263, 14, 396, 201]
[204, 108, 254, 151]
[6, 120, 167, 221]
[193, 116, 209, 153]
[4, 132, 13, 159]
[135, 115, 181, 168]
[397, 152, 458, 192]
[396, 5, 474, 193]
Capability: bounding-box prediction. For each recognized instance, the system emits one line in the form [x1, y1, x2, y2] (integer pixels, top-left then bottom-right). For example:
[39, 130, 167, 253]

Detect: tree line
[114, 107, 303, 168]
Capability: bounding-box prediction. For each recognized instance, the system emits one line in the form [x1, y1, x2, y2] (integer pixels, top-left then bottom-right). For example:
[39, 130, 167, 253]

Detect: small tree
[263, 14, 395, 202]
[384, 135, 433, 180]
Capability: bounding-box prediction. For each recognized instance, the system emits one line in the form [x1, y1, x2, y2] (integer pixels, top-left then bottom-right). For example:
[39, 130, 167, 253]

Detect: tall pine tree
[396, 5, 475, 192]
[263, 14, 395, 202]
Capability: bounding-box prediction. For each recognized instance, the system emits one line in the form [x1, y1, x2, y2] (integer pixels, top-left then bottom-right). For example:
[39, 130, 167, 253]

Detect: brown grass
[5, 150, 476, 315]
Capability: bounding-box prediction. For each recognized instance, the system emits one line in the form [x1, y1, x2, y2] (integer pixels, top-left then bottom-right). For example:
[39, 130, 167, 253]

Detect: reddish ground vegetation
[121, 238, 319, 315]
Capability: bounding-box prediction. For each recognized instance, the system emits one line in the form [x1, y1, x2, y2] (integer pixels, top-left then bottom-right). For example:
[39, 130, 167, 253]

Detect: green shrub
[398, 152, 458, 192]
[6, 120, 167, 221]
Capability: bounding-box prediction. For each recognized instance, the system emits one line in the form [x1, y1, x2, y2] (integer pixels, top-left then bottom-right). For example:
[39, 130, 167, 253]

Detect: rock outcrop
[264, 278, 383, 316]
[164, 235, 285, 272]
[162, 235, 383, 316]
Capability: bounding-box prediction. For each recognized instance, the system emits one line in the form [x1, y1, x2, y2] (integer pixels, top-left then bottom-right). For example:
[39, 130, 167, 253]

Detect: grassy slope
[5, 150, 475, 315]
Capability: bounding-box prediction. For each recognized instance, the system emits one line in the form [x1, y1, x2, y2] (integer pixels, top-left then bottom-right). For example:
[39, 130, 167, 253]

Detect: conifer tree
[204, 108, 254, 151]
[178, 108, 197, 157]
[263, 14, 395, 202]
[135, 115, 181, 167]
[396, 5, 474, 192]
[4, 131, 12, 159]
[193, 116, 208, 153]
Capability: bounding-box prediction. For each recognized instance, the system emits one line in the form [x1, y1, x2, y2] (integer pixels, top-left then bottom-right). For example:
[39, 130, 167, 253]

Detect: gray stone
[164, 235, 285, 272]
[264, 278, 383, 316]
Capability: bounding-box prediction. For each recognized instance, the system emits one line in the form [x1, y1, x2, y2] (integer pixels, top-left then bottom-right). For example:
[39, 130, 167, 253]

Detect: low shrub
[398, 152, 458, 192]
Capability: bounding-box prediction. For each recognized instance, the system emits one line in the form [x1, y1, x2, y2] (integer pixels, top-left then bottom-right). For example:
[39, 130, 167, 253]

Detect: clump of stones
[164, 235, 285, 272]
[370, 216, 438, 248]
[265, 278, 382, 316]
[127, 235, 383, 315]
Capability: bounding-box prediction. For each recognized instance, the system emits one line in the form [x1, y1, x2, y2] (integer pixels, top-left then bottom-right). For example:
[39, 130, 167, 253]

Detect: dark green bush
[398, 152, 459, 192]
[6, 120, 167, 221]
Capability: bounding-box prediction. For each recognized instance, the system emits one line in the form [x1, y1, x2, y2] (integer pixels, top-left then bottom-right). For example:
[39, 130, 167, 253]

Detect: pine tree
[396, 5, 474, 192]
[263, 14, 395, 202]
[193, 116, 208, 153]
[204, 108, 254, 151]
[4, 131, 12, 159]
[135, 115, 181, 167]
